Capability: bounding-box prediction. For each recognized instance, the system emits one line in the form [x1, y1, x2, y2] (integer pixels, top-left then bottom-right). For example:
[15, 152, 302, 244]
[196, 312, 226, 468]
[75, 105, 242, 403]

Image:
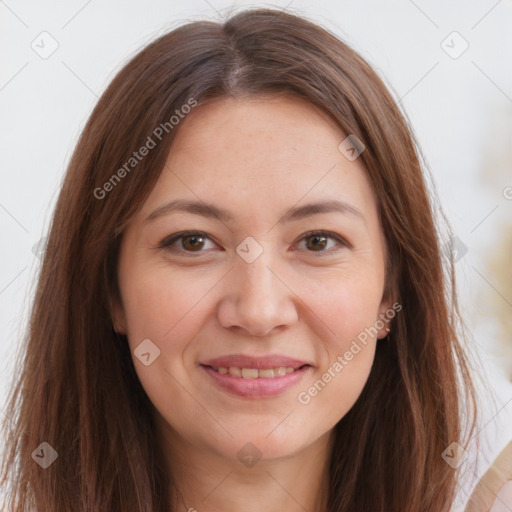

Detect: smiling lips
[200, 354, 311, 377]
[200, 354, 313, 398]
[214, 366, 299, 378]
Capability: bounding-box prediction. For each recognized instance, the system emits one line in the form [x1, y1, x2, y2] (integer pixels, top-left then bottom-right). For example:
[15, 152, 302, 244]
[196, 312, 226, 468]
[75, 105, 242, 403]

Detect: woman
[1, 7, 481, 511]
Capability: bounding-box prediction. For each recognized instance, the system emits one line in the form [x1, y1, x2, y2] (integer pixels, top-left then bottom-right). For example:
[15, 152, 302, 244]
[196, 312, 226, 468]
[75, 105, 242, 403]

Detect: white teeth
[214, 366, 302, 378]
[258, 368, 276, 378]
[241, 368, 259, 379]
[228, 367, 241, 377]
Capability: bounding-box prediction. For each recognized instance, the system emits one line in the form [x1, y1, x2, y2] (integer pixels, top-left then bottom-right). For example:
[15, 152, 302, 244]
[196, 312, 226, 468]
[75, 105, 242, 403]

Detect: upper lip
[200, 354, 313, 369]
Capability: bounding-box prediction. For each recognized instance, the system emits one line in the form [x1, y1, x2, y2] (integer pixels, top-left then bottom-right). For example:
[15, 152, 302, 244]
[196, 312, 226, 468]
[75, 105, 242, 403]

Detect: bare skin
[112, 95, 394, 511]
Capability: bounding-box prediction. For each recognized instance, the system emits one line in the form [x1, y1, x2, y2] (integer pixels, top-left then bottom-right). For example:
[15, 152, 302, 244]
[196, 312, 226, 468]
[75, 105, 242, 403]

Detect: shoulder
[464, 440, 512, 511]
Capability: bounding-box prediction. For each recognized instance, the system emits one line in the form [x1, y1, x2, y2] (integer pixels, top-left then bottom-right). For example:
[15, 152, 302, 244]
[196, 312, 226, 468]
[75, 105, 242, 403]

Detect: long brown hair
[1, 8, 478, 511]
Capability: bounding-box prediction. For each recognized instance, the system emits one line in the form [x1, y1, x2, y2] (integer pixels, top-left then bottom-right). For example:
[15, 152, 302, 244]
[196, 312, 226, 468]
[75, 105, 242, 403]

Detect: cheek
[304, 266, 384, 339]
[118, 268, 212, 421]
[298, 312, 377, 426]
[296, 271, 381, 416]
[302, 344, 376, 430]
[120, 266, 217, 344]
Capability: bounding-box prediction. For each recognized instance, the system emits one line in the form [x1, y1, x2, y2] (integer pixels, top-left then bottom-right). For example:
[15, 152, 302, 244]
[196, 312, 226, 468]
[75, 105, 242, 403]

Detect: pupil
[308, 234, 326, 250]
[184, 235, 203, 250]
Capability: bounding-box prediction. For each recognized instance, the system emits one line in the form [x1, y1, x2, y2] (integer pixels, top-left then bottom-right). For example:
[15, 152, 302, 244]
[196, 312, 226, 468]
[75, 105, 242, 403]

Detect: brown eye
[159, 231, 217, 255]
[296, 230, 348, 254]
[304, 233, 328, 251]
[181, 234, 205, 251]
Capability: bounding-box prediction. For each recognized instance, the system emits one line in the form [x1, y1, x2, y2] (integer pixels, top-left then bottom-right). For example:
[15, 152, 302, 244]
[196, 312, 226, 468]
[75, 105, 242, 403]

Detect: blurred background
[1, 1, 511, 510]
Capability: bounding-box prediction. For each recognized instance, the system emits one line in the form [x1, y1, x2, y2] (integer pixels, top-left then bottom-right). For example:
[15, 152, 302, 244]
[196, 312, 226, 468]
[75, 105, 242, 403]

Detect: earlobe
[376, 297, 396, 340]
[377, 320, 391, 341]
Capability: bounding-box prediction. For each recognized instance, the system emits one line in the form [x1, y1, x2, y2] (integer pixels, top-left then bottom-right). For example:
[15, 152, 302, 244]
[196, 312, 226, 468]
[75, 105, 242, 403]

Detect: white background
[1, 1, 511, 510]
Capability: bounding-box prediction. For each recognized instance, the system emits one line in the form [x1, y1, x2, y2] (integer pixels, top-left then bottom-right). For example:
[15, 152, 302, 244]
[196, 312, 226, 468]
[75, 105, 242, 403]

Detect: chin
[212, 429, 311, 466]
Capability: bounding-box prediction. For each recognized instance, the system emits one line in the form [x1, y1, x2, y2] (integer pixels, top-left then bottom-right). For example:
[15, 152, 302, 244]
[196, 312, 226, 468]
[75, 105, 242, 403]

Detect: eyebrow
[144, 198, 366, 225]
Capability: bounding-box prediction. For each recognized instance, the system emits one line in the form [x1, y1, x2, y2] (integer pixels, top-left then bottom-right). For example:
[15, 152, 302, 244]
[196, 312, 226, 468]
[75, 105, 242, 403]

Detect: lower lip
[201, 365, 311, 398]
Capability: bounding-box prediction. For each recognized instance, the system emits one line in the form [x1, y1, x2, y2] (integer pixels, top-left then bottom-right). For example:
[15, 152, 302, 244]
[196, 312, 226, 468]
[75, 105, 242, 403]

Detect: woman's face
[113, 95, 393, 465]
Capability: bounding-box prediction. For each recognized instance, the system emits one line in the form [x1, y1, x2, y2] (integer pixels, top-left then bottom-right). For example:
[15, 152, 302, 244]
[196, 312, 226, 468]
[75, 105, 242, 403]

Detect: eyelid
[295, 230, 350, 250]
[158, 230, 219, 254]
[158, 229, 350, 255]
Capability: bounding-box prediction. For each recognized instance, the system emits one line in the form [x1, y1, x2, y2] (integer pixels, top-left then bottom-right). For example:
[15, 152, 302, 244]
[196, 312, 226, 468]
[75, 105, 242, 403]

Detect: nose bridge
[218, 240, 298, 335]
[238, 246, 277, 302]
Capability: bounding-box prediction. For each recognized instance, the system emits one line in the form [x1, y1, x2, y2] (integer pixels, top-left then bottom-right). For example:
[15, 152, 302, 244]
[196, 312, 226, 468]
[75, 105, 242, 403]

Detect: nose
[217, 248, 299, 337]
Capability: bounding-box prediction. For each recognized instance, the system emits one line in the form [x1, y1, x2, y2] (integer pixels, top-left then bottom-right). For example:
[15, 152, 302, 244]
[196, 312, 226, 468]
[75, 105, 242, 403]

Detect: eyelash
[157, 230, 349, 256]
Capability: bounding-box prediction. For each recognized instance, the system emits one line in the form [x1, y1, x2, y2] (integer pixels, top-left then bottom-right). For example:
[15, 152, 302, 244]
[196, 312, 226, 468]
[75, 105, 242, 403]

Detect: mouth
[199, 362, 312, 398]
[204, 364, 309, 378]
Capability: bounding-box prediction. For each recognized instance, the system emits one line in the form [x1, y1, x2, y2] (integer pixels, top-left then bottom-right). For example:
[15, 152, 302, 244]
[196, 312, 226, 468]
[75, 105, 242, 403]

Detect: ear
[376, 300, 392, 339]
[109, 291, 127, 335]
[376, 286, 400, 340]
[375, 261, 400, 339]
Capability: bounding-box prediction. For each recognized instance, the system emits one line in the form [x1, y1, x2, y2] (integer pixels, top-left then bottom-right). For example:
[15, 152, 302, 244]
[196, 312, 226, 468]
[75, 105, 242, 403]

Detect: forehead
[139, 95, 380, 227]
[167, 94, 347, 168]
